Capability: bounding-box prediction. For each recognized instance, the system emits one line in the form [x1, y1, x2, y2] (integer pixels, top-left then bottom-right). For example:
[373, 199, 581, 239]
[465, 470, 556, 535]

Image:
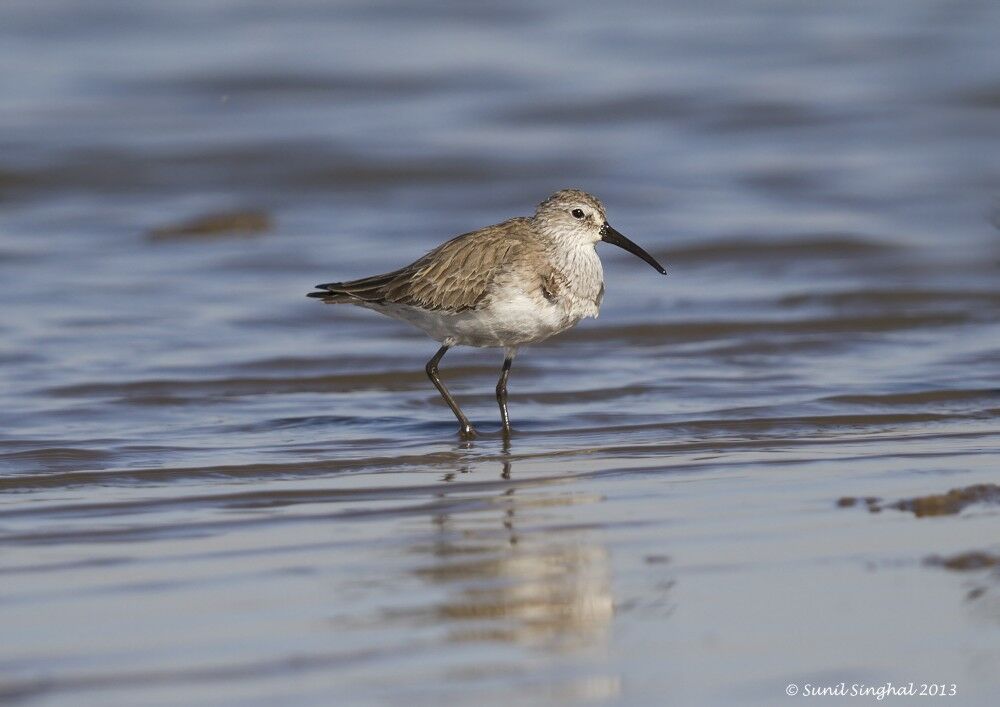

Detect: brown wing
[308, 217, 537, 313]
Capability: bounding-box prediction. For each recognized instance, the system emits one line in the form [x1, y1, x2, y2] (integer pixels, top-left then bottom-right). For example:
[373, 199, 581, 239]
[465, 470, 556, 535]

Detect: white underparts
[364, 243, 605, 348]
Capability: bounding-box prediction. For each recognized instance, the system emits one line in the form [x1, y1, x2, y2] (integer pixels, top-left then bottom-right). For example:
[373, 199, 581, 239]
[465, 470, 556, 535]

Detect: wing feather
[309, 218, 538, 312]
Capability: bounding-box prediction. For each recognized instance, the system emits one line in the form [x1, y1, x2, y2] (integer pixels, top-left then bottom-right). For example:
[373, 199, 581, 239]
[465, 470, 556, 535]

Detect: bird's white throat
[549, 238, 605, 308]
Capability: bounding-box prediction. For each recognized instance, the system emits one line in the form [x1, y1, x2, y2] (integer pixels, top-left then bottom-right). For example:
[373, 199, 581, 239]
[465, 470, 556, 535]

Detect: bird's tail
[307, 273, 397, 304]
[306, 288, 354, 303]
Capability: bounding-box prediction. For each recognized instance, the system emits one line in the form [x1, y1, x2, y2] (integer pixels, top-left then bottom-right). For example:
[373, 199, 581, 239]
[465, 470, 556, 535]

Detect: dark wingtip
[309, 282, 342, 298]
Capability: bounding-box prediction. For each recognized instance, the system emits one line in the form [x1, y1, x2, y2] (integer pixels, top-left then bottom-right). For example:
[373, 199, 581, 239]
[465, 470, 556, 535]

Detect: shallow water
[2, 0, 999, 704]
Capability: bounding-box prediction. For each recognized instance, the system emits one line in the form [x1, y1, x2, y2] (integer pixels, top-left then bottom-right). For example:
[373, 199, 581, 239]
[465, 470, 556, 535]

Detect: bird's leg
[425, 345, 476, 438]
[496, 351, 516, 436]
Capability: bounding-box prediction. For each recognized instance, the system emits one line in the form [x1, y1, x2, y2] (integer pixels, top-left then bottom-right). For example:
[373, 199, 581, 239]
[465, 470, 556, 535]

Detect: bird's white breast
[558, 242, 604, 319]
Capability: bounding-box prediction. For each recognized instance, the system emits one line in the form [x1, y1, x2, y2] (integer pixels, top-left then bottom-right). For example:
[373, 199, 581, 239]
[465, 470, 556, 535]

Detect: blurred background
[1, 1, 998, 705]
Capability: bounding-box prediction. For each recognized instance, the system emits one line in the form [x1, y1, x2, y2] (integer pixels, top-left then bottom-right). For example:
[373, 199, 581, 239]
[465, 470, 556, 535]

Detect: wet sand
[1, 0, 999, 704]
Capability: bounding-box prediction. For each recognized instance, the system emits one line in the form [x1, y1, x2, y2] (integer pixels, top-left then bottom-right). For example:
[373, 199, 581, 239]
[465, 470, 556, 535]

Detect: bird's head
[534, 189, 666, 274]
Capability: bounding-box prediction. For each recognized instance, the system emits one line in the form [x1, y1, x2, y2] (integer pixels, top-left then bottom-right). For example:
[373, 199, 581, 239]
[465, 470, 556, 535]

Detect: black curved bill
[600, 223, 667, 274]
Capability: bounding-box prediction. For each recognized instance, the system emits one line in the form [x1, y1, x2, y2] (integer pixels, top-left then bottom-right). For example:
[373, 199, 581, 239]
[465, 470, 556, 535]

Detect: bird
[308, 189, 666, 438]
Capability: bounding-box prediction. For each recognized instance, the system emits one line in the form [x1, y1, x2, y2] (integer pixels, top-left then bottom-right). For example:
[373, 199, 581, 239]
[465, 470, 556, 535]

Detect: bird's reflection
[416, 448, 614, 654]
[442, 435, 512, 481]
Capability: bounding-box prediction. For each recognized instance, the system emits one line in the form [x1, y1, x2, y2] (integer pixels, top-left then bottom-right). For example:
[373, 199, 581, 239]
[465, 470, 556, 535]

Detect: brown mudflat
[839, 484, 1000, 517]
[926, 552, 1000, 572]
[893, 484, 1000, 518]
[147, 210, 272, 240]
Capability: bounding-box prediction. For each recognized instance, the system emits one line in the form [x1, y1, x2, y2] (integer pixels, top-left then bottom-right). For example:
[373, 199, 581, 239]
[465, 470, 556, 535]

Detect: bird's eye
[571, 208, 585, 219]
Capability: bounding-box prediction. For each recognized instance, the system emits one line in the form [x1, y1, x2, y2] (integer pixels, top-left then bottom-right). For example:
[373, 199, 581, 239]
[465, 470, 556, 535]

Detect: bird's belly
[376, 293, 584, 348]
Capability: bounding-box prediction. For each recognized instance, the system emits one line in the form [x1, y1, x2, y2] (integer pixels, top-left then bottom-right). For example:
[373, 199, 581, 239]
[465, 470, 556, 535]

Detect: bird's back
[308, 217, 549, 313]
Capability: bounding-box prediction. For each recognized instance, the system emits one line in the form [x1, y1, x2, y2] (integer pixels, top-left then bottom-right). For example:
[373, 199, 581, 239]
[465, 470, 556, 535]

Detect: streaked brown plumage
[308, 217, 552, 313]
[308, 189, 666, 437]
